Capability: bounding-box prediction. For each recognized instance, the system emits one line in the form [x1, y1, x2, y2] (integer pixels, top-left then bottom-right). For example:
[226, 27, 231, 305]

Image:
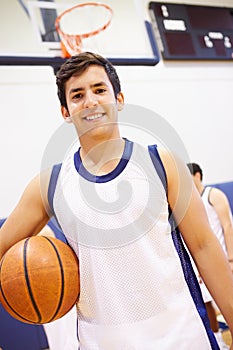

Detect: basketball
[0, 236, 79, 324]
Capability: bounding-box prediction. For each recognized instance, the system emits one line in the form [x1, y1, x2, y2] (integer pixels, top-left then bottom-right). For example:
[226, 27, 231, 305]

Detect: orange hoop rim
[55, 2, 113, 40]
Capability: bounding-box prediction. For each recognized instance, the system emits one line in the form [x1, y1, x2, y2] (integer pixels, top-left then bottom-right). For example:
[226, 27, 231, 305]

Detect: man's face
[61, 65, 124, 141]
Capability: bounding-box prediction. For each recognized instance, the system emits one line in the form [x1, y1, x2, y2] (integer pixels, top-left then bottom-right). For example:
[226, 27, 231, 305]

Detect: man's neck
[79, 137, 126, 176]
[196, 183, 205, 195]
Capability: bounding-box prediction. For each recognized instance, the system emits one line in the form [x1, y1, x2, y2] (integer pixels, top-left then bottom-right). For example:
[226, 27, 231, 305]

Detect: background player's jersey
[202, 187, 227, 256]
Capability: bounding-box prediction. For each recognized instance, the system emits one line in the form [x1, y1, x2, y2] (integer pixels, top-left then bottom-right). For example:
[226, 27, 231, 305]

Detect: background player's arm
[159, 148, 233, 342]
[209, 187, 233, 270]
[0, 169, 52, 260]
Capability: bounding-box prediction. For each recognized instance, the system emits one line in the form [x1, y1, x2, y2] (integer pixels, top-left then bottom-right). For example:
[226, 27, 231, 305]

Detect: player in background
[187, 162, 233, 350]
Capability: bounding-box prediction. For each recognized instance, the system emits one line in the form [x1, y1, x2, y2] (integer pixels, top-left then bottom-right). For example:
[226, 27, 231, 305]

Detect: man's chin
[79, 124, 117, 141]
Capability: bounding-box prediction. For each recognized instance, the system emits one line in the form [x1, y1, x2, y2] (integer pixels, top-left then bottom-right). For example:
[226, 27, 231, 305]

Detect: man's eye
[96, 88, 106, 94]
[73, 93, 82, 99]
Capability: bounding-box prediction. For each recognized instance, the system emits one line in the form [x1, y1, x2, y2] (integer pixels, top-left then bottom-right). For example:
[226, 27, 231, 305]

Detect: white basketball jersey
[51, 140, 217, 349]
[202, 187, 227, 255]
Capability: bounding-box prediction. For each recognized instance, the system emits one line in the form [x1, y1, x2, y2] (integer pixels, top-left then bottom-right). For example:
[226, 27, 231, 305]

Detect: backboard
[0, 0, 159, 71]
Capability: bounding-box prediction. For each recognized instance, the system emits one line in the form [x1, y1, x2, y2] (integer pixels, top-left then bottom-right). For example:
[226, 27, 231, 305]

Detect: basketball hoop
[55, 2, 113, 58]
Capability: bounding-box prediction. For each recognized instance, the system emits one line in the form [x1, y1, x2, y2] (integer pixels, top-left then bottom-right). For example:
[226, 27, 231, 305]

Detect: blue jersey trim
[0, 218, 6, 228]
[48, 163, 62, 216]
[47, 217, 67, 244]
[148, 145, 219, 349]
[73, 138, 133, 183]
[47, 163, 66, 242]
[171, 227, 219, 349]
[148, 144, 167, 194]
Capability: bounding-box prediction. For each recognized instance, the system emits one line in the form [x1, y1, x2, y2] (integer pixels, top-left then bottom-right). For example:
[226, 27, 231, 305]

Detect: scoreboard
[148, 2, 233, 60]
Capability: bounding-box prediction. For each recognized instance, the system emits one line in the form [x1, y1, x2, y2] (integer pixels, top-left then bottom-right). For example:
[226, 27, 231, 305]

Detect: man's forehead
[67, 66, 111, 90]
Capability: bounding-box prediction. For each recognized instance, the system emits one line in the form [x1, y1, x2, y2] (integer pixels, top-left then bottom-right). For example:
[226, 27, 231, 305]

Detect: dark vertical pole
[39, 0, 60, 42]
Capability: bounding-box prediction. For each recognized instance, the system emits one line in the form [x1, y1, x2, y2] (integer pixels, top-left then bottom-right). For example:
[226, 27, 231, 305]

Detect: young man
[1, 52, 233, 349]
[187, 162, 233, 349]
[0, 218, 78, 350]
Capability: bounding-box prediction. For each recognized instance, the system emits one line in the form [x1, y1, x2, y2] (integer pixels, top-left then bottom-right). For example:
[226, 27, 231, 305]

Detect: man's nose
[83, 91, 98, 108]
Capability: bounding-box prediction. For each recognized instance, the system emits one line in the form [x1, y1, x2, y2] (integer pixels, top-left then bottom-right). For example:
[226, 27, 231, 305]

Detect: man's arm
[0, 169, 52, 260]
[159, 148, 233, 346]
[209, 187, 233, 271]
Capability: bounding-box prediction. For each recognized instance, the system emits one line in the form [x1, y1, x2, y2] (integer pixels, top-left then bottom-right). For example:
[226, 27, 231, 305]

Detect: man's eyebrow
[69, 87, 82, 95]
[92, 82, 108, 88]
[69, 82, 108, 95]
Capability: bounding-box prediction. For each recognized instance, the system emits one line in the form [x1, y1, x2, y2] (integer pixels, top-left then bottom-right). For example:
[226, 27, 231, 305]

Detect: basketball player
[0, 218, 78, 350]
[187, 162, 233, 349]
[0, 52, 233, 349]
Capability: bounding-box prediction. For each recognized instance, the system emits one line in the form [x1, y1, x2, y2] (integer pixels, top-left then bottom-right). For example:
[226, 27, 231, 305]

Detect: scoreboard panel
[148, 2, 233, 60]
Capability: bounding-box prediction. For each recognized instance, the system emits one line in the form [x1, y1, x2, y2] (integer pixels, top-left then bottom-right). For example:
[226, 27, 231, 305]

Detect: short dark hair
[56, 52, 121, 109]
[187, 163, 203, 181]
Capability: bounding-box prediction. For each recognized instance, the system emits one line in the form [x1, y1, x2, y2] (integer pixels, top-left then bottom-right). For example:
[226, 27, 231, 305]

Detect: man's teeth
[86, 114, 102, 121]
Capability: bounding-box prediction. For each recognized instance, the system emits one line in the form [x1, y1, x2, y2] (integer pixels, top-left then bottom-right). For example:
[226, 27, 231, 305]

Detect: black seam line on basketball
[0, 252, 39, 324]
[43, 236, 65, 322]
[0, 255, 10, 307]
[24, 238, 42, 323]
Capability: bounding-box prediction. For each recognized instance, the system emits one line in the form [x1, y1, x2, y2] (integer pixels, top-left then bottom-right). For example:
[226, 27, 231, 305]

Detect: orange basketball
[0, 236, 79, 324]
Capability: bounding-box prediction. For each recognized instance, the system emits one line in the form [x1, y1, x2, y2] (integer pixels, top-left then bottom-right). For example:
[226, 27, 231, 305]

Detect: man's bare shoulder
[209, 186, 230, 208]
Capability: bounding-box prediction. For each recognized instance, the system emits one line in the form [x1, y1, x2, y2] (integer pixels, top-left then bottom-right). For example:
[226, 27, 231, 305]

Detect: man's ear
[61, 106, 72, 123]
[193, 172, 201, 183]
[117, 92, 124, 111]
[195, 172, 202, 181]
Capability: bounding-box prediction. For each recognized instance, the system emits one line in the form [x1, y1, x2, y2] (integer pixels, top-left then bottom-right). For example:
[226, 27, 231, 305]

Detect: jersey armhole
[47, 163, 66, 241]
[148, 144, 167, 194]
[47, 217, 68, 244]
[148, 144, 174, 228]
[148, 145, 215, 345]
[207, 187, 214, 206]
[47, 163, 62, 217]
